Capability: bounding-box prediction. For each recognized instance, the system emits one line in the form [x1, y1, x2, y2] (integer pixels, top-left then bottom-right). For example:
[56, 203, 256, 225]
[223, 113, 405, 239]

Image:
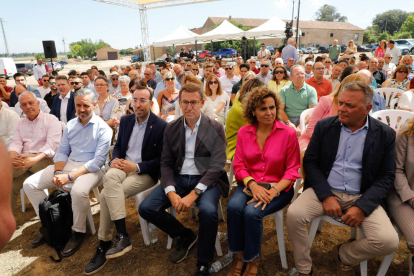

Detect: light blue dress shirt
[125, 115, 148, 172]
[54, 114, 113, 172]
[154, 81, 181, 99]
[371, 90, 386, 113]
[281, 44, 299, 64]
[327, 117, 369, 195]
[85, 83, 98, 97]
[256, 72, 272, 85]
[164, 115, 207, 195]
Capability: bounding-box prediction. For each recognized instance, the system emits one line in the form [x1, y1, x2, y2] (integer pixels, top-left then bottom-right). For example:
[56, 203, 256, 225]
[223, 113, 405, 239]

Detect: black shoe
[195, 264, 209, 276]
[31, 234, 46, 248]
[170, 229, 198, 264]
[84, 246, 111, 275]
[62, 232, 85, 257]
[105, 233, 132, 259]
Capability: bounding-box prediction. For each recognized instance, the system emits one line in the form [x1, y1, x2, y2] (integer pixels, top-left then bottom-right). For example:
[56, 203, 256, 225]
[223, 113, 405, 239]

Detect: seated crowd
[2, 39, 414, 276]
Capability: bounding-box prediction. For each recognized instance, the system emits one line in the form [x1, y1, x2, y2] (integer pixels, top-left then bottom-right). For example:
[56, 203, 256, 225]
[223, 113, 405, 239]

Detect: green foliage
[34, 53, 45, 60]
[314, 4, 347, 22]
[393, 32, 412, 39]
[67, 53, 73, 59]
[69, 39, 111, 58]
[363, 30, 377, 44]
[401, 15, 414, 37]
[377, 31, 391, 42]
[120, 49, 133, 55]
[372, 9, 411, 35]
[166, 46, 175, 55]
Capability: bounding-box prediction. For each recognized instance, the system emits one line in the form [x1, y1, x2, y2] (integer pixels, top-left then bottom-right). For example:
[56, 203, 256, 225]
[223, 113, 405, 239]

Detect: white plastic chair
[20, 188, 49, 213]
[374, 88, 405, 108]
[299, 108, 315, 134]
[264, 169, 303, 269]
[389, 97, 399, 110]
[1, 101, 9, 108]
[129, 182, 160, 246]
[372, 110, 414, 130]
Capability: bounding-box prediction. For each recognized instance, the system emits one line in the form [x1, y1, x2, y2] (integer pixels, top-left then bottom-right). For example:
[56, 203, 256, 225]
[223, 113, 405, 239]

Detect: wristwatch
[194, 188, 203, 196]
[54, 170, 63, 174]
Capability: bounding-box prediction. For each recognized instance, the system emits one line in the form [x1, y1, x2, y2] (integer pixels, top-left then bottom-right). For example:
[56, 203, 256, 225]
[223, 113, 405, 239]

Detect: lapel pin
[150, 125, 152, 128]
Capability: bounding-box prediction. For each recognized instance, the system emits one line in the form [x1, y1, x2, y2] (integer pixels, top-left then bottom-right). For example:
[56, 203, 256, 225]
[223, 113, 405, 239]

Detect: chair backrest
[374, 88, 406, 108]
[299, 108, 315, 134]
[371, 110, 414, 130]
[389, 97, 399, 110]
[1, 101, 9, 108]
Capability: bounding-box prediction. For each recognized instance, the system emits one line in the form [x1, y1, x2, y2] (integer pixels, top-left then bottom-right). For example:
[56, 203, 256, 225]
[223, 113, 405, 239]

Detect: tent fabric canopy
[152, 25, 199, 47]
[196, 20, 245, 42]
[244, 15, 301, 39]
[128, 0, 170, 4]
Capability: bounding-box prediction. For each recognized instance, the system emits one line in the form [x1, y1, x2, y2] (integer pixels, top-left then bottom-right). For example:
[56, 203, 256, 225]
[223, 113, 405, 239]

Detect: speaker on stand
[42, 41, 57, 71]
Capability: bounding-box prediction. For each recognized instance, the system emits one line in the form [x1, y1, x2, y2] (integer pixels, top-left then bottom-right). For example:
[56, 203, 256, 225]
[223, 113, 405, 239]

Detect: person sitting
[333, 65, 359, 91]
[24, 89, 112, 256]
[226, 78, 264, 160]
[0, 98, 19, 148]
[9, 73, 41, 107]
[230, 64, 250, 103]
[154, 68, 181, 99]
[248, 59, 259, 74]
[227, 87, 300, 276]
[382, 64, 411, 94]
[157, 71, 179, 122]
[124, 79, 160, 116]
[204, 74, 228, 124]
[387, 117, 414, 274]
[144, 68, 157, 90]
[50, 75, 76, 123]
[84, 86, 167, 275]
[305, 62, 332, 101]
[94, 76, 122, 129]
[267, 65, 291, 94]
[324, 58, 333, 75]
[113, 76, 132, 114]
[43, 76, 58, 109]
[13, 85, 50, 117]
[139, 83, 229, 276]
[287, 81, 399, 276]
[304, 61, 314, 79]
[325, 64, 343, 93]
[37, 74, 51, 98]
[368, 57, 386, 86]
[256, 60, 272, 85]
[0, 76, 13, 105]
[357, 70, 386, 113]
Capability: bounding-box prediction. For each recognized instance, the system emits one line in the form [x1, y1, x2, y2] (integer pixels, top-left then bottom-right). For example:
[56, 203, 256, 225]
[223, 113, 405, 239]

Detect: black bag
[38, 189, 73, 262]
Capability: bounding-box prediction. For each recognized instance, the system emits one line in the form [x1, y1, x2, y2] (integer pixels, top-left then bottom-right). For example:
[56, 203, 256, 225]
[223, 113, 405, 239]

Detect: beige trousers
[286, 187, 399, 274]
[11, 154, 54, 213]
[98, 168, 155, 241]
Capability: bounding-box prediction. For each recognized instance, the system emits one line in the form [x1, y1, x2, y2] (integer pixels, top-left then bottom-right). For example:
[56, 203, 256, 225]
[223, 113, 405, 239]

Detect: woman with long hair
[267, 66, 291, 94]
[157, 70, 179, 122]
[204, 74, 228, 124]
[375, 40, 387, 58]
[346, 40, 357, 55]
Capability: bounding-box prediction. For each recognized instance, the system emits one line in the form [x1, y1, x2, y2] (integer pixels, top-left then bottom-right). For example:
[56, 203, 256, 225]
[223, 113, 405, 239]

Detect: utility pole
[62, 37, 66, 57]
[0, 18, 10, 57]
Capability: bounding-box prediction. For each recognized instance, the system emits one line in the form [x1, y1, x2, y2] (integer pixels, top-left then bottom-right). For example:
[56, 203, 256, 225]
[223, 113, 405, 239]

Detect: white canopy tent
[243, 15, 301, 39]
[196, 20, 244, 42]
[152, 25, 199, 47]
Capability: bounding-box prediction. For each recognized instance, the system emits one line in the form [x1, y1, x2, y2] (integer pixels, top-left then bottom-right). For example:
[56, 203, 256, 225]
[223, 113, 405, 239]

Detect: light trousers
[98, 168, 155, 241]
[389, 203, 414, 253]
[286, 187, 399, 274]
[23, 159, 104, 233]
[11, 154, 54, 213]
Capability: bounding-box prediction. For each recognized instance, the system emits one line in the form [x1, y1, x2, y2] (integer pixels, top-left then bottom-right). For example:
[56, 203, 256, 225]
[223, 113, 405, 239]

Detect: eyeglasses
[325, 61, 331, 64]
[70, 82, 81, 85]
[250, 62, 256, 64]
[181, 100, 200, 107]
[315, 67, 325, 70]
[397, 71, 408, 74]
[95, 84, 106, 87]
[49, 82, 56, 85]
[111, 78, 119, 81]
[144, 73, 151, 75]
[343, 58, 350, 61]
[261, 65, 269, 67]
[209, 81, 219, 85]
[165, 77, 175, 81]
[274, 71, 284, 74]
[385, 57, 392, 59]
[225, 68, 233, 70]
[43, 79, 49, 82]
[132, 98, 151, 104]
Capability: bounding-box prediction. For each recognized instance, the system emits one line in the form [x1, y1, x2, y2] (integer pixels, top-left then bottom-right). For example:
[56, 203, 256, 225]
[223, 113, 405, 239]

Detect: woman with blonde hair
[157, 70, 179, 122]
[375, 40, 387, 58]
[298, 74, 367, 178]
[204, 74, 229, 124]
[346, 40, 357, 55]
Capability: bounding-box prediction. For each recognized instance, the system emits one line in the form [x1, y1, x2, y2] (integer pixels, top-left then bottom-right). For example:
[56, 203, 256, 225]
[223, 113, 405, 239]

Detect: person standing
[328, 39, 341, 63]
[281, 38, 299, 64]
[375, 40, 387, 58]
[385, 40, 402, 66]
[257, 43, 271, 60]
[33, 59, 46, 86]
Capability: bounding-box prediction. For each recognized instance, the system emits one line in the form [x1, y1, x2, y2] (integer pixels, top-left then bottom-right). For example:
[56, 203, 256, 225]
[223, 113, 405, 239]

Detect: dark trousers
[139, 175, 221, 263]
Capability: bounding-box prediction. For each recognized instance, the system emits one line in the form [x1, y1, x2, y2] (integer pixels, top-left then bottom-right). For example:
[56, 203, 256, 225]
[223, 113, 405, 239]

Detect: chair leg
[87, 206, 96, 235]
[376, 251, 397, 276]
[167, 207, 176, 249]
[317, 220, 323, 233]
[218, 200, 225, 222]
[191, 205, 197, 219]
[21, 189, 26, 213]
[308, 217, 322, 247]
[275, 210, 288, 269]
[215, 233, 223, 256]
[93, 187, 100, 203]
[357, 229, 367, 276]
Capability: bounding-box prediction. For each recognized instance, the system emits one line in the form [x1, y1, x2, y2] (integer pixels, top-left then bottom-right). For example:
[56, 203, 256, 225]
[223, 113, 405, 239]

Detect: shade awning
[152, 25, 199, 47]
[243, 15, 301, 39]
[196, 20, 245, 42]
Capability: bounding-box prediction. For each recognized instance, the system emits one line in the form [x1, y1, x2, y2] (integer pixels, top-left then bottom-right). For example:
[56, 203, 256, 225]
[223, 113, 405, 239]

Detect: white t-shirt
[219, 75, 241, 97]
[257, 49, 271, 59]
[37, 87, 51, 98]
[385, 47, 402, 65]
[397, 90, 414, 111]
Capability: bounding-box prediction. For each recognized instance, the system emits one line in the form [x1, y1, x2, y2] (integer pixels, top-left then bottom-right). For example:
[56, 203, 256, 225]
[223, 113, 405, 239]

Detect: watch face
[195, 189, 202, 195]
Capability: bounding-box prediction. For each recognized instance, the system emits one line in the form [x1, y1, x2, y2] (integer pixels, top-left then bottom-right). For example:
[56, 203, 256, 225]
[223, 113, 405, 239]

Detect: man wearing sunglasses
[37, 75, 51, 99]
[256, 60, 272, 85]
[44, 76, 58, 109]
[80, 72, 97, 97]
[220, 65, 240, 98]
[108, 72, 121, 95]
[70, 76, 84, 94]
[257, 43, 271, 60]
[383, 54, 397, 74]
[248, 59, 259, 74]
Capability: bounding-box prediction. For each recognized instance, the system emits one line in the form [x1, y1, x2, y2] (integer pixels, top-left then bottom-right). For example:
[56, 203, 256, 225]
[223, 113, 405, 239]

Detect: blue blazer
[111, 111, 167, 182]
[50, 91, 76, 122]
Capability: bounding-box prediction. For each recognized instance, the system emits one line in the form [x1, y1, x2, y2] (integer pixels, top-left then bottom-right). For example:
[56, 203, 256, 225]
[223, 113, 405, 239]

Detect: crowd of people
[1, 36, 414, 276]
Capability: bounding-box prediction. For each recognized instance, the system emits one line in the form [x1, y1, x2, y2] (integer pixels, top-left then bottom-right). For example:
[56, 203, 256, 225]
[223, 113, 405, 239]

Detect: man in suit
[84, 86, 167, 275]
[139, 83, 229, 276]
[50, 75, 76, 123]
[286, 81, 399, 276]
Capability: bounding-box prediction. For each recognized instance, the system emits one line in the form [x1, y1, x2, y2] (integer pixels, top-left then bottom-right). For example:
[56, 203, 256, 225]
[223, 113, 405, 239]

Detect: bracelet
[54, 170, 62, 174]
[249, 182, 257, 190]
[68, 173, 73, 182]
[272, 185, 280, 196]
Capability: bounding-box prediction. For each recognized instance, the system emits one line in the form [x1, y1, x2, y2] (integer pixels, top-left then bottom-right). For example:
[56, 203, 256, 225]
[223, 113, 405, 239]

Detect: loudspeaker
[42, 41, 57, 59]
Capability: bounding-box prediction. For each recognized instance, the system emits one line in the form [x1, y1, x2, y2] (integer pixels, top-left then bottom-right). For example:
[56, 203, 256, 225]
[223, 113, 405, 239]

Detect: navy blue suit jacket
[49, 91, 76, 122]
[111, 111, 167, 182]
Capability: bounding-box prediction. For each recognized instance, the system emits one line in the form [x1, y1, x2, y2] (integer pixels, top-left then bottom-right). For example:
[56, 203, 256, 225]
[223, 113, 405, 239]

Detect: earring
[252, 113, 255, 116]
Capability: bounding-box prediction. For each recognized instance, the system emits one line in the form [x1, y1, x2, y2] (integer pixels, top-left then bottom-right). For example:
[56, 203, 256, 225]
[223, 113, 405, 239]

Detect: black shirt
[187, 51, 195, 59]
[372, 69, 386, 86]
[180, 51, 188, 58]
[44, 91, 58, 109]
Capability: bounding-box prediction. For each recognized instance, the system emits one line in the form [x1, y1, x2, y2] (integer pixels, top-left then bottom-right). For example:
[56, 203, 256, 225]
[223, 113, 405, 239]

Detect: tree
[34, 53, 45, 60]
[363, 30, 377, 44]
[70, 44, 84, 58]
[314, 5, 347, 22]
[393, 32, 412, 39]
[377, 31, 391, 42]
[67, 53, 73, 59]
[69, 39, 111, 58]
[372, 10, 411, 35]
[400, 15, 414, 37]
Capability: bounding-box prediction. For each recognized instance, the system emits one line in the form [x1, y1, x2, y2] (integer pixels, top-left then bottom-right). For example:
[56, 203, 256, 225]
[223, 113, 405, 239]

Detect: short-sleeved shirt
[398, 90, 414, 111]
[0, 86, 13, 104]
[372, 69, 386, 85]
[385, 47, 402, 65]
[329, 45, 341, 60]
[305, 76, 332, 100]
[279, 83, 318, 117]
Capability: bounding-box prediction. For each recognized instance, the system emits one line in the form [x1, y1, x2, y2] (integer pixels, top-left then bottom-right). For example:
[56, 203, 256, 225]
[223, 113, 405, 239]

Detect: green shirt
[329, 45, 341, 60]
[280, 83, 318, 118]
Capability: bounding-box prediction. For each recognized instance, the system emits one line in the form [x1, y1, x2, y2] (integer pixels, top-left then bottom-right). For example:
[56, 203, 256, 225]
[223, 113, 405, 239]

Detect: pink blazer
[233, 120, 300, 192]
[298, 96, 337, 151]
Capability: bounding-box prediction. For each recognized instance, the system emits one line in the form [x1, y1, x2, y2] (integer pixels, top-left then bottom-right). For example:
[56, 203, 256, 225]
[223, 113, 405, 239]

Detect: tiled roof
[207, 17, 363, 31]
[94, 46, 120, 53]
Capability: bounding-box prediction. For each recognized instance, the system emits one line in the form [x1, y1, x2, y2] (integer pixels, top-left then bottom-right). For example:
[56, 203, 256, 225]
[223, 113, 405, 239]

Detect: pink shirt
[9, 111, 62, 157]
[233, 120, 300, 192]
[375, 47, 385, 58]
[298, 96, 337, 151]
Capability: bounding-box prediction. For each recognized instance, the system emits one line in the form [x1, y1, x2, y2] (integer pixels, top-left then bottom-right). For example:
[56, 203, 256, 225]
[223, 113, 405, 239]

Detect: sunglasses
[325, 61, 331, 63]
[397, 71, 408, 74]
[209, 81, 219, 85]
[274, 71, 284, 74]
[111, 78, 119, 81]
[225, 68, 233, 70]
[261, 65, 269, 67]
[250, 62, 256, 64]
[43, 79, 49, 82]
[165, 77, 175, 81]
[192, 69, 198, 71]
[70, 82, 81, 85]
[144, 73, 151, 75]
[180, 63, 186, 65]
[49, 81, 56, 85]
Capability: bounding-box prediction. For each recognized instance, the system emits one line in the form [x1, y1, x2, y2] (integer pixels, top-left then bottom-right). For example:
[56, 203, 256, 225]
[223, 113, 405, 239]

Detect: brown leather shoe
[31, 233, 46, 248]
[62, 232, 85, 257]
[332, 244, 356, 276]
[242, 258, 259, 276]
[227, 252, 245, 276]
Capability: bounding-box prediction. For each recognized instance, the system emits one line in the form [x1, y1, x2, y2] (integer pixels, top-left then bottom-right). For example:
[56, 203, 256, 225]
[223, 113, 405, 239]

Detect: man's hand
[52, 173, 71, 187]
[342, 206, 366, 227]
[181, 191, 199, 213]
[10, 153, 25, 170]
[20, 156, 37, 170]
[119, 160, 138, 173]
[167, 191, 185, 214]
[322, 196, 342, 217]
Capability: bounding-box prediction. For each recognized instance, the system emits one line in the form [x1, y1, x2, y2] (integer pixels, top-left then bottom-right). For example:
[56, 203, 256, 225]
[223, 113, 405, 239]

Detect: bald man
[13, 85, 50, 117]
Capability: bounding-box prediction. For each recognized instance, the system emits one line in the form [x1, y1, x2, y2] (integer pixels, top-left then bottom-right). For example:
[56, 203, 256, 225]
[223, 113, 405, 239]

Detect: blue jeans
[139, 175, 221, 263]
[227, 184, 293, 262]
[331, 58, 338, 63]
[288, 116, 300, 127]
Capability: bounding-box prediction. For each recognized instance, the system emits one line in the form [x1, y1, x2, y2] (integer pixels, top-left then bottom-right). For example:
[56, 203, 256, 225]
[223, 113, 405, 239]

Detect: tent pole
[195, 40, 198, 62]
[211, 40, 213, 58]
[296, 0, 301, 47]
[173, 44, 175, 59]
[152, 45, 155, 61]
[253, 37, 256, 58]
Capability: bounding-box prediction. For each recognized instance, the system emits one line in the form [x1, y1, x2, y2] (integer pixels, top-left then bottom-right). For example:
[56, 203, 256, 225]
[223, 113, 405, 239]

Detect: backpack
[38, 189, 73, 262]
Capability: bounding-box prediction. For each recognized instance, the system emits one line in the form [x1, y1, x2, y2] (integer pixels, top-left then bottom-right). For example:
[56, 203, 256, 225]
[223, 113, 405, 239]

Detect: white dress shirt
[0, 106, 20, 147]
[33, 64, 46, 81]
[15, 98, 50, 117]
[60, 92, 71, 124]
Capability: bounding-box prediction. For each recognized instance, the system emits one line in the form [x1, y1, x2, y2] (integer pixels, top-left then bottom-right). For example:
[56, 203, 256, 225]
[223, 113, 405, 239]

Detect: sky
[0, 0, 413, 54]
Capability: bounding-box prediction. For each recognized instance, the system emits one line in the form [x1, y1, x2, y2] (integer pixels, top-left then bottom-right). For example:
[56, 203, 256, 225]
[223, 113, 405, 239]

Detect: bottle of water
[217, 232, 227, 241]
[208, 252, 233, 273]
[148, 223, 158, 243]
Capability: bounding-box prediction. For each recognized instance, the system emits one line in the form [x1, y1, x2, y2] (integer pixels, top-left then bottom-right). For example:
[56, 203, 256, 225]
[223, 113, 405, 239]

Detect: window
[330, 33, 334, 37]
[354, 33, 359, 41]
[302, 32, 305, 37]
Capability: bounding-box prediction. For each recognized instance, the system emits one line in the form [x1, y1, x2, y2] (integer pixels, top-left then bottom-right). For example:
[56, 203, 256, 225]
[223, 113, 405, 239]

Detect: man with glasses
[233, 57, 243, 77]
[329, 39, 341, 63]
[84, 86, 167, 275]
[139, 83, 229, 276]
[33, 59, 46, 86]
[37, 75, 51, 98]
[256, 60, 272, 85]
[281, 38, 300, 64]
[248, 59, 259, 74]
[385, 39, 402, 65]
[154, 68, 181, 99]
[44, 76, 58, 109]
[305, 62, 332, 100]
[257, 43, 271, 60]
[280, 65, 317, 129]
[220, 65, 240, 98]
[9, 73, 41, 107]
[50, 75, 76, 123]
[368, 58, 386, 86]
[383, 54, 397, 76]
[144, 68, 157, 90]
[285, 58, 295, 73]
[325, 64, 343, 92]
[149, 63, 162, 84]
